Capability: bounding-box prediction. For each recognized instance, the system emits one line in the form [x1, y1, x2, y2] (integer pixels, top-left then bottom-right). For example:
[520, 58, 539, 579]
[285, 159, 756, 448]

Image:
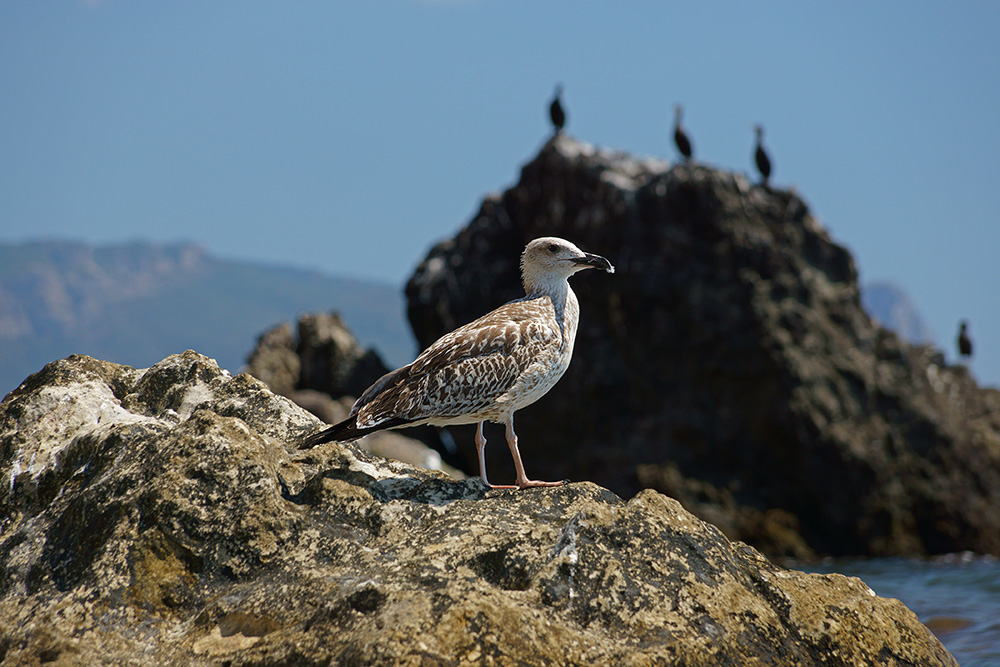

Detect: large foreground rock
[0, 352, 954, 665]
[405, 134, 1000, 559]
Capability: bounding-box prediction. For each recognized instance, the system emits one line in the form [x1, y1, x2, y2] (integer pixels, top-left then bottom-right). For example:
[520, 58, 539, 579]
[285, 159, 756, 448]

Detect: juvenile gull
[301, 237, 614, 489]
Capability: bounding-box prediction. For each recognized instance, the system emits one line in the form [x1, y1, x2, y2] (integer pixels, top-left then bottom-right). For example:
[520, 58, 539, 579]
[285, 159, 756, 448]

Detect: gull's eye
[547, 244, 559, 254]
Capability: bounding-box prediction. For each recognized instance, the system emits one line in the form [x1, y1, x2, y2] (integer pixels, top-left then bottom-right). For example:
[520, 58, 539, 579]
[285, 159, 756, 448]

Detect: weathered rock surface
[406, 134, 1000, 559]
[0, 352, 954, 665]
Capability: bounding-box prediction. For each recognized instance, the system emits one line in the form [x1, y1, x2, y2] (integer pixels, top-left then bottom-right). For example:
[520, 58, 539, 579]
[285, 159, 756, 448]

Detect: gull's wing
[353, 297, 561, 428]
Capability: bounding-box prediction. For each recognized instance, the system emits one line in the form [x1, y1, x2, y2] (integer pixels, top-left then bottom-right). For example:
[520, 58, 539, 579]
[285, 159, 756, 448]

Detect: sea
[800, 553, 1000, 666]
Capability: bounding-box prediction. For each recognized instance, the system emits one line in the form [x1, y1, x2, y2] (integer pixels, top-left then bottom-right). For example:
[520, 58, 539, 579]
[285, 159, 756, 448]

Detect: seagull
[673, 104, 693, 162]
[754, 124, 772, 186]
[301, 237, 615, 489]
[549, 84, 566, 133]
[957, 320, 973, 359]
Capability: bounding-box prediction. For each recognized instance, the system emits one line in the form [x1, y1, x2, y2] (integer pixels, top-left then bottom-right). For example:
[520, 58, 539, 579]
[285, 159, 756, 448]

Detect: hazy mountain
[860, 281, 935, 345]
[0, 240, 415, 397]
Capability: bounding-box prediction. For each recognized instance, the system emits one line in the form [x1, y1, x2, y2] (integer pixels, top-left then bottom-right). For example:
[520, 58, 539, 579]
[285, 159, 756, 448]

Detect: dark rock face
[0, 352, 954, 665]
[405, 135, 1000, 559]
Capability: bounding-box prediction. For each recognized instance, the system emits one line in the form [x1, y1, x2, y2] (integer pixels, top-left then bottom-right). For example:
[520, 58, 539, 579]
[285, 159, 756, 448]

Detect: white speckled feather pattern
[353, 290, 579, 429]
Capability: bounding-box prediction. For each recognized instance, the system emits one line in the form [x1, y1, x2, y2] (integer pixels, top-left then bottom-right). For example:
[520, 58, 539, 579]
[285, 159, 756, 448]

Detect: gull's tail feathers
[299, 415, 412, 449]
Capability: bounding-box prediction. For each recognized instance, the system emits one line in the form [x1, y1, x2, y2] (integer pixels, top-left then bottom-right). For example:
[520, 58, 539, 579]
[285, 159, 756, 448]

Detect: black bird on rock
[673, 104, 693, 162]
[754, 124, 772, 186]
[549, 84, 566, 133]
[958, 320, 973, 359]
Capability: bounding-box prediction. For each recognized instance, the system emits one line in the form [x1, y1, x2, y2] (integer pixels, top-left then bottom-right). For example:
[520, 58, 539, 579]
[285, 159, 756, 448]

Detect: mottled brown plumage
[302, 237, 614, 489]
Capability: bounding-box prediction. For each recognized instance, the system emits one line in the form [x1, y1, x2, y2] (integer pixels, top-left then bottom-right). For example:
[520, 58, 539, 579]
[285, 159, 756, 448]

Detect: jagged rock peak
[245, 311, 389, 400]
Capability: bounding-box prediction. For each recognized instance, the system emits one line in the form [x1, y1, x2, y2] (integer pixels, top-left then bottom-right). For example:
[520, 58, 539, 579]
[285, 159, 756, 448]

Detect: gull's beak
[572, 252, 615, 274]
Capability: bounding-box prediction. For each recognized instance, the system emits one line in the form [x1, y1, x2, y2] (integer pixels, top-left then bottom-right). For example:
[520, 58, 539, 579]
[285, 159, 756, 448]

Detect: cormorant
[958, 320, 973, 359]
[549, 84, 566, 133]
[754, 124, 772, 186]
[673, 104, 693, 162]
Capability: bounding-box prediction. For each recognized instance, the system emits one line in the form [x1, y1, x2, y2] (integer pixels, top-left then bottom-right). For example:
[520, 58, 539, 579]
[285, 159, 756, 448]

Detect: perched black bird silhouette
[754, 124, 772, 185]
[673, 104, 693, 162]
[549, 84, 566, 133]
[957, 320, 973, 359]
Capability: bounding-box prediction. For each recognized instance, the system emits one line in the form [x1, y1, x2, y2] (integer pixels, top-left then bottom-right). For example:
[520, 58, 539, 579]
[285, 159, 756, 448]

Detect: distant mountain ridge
[0, 240, 414, 397]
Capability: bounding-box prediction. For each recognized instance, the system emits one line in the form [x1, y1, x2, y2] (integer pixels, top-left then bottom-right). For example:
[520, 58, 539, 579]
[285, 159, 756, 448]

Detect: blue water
[802, 553, 1000, 667]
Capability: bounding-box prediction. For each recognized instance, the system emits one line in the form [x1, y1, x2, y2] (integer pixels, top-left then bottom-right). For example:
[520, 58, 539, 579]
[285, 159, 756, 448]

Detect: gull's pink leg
[476, 421, 516, 489]
[505, 413, 567, 489]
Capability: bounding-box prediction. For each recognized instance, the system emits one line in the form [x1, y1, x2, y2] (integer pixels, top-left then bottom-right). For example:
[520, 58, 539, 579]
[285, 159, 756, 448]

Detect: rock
[405, 134, 1000, 559]
[286, 387, 343, 424]
[296, 311, 388, 399]
[244, 321, 301, 396]
[0, 352, 955, 665]
[246, 311, 389, 400]
[635, 462, 816, 561]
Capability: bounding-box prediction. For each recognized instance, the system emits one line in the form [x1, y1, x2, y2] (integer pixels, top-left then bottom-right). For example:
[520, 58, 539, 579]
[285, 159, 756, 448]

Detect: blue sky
[2, 1, 998, 386]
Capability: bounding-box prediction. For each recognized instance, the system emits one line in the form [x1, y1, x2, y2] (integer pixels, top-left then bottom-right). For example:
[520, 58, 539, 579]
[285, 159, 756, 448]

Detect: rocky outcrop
[0, 352, 955, 665]
[245, 311, 390, 400]
[405, 134, 1000, 559]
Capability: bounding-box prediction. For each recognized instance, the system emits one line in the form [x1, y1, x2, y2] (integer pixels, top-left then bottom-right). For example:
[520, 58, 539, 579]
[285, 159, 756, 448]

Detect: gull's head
[520, 237, 614, 294]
